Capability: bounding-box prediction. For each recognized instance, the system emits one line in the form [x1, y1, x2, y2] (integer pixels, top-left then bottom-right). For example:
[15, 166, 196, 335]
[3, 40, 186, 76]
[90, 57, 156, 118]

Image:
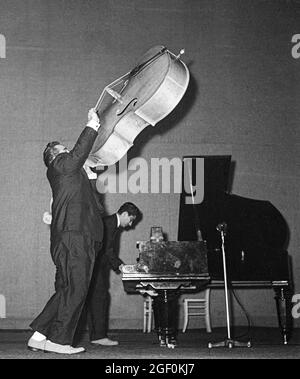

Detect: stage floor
[0, 327, 299, 359]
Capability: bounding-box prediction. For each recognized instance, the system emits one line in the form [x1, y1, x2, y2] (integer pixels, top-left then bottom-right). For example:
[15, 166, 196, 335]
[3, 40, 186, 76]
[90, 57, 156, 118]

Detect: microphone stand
[208, 222, 251, 349]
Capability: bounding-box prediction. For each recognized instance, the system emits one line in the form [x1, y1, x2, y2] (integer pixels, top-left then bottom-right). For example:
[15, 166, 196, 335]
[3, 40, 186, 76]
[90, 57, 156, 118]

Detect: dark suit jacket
[48, 127, 103, 242]
[102, 214, 124, 271]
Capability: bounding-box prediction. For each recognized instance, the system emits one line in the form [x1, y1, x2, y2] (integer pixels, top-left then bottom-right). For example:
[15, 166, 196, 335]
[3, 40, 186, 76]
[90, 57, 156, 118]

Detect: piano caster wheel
[208, 342, 212, 349]
[247, 341, 252, 348]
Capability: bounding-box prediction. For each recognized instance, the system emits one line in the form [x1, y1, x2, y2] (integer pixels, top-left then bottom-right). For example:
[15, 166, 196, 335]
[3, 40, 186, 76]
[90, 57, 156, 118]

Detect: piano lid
[177, 156, 289, 281]
[178, 155, 288, 249]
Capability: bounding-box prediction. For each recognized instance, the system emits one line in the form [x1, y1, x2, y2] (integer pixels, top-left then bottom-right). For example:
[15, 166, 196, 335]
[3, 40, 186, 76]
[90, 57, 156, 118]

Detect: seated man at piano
[86, 202, 142, 346]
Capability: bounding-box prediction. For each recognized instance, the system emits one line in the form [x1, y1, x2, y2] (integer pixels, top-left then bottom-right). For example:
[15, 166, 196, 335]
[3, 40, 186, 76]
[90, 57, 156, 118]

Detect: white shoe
[44, 340, 85, 355]
[91, 337, 119, 346]
[27, 337, 47, 352]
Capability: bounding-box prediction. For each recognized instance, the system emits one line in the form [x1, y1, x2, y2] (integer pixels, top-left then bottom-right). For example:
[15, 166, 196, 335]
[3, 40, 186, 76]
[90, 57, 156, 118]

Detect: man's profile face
[119, 212, 136, 229]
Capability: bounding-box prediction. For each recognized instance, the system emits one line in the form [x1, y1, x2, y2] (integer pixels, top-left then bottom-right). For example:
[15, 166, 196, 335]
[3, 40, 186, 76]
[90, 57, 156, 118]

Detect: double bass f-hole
[117, 98, 138, 116]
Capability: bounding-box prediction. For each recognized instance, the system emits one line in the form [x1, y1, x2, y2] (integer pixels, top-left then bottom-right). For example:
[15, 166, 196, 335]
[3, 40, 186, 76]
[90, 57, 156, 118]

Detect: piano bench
[182, 289, 212, 333]
[143, 295, 154, 333]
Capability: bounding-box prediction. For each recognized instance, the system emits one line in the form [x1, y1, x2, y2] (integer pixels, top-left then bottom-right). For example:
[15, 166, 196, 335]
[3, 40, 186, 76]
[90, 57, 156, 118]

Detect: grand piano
[122, 155, 292, 346]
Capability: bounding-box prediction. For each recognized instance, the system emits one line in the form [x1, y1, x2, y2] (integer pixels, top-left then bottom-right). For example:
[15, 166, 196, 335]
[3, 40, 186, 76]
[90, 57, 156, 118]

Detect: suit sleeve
[105, 246, 124, 272]
[103, 219, 124, 271]
[89, 179, 105, 216]
[54, 127, 98, 173]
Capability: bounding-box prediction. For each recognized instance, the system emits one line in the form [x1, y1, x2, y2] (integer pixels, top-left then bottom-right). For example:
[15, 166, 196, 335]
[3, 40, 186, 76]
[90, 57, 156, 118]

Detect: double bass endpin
[175, 49, 185, 60]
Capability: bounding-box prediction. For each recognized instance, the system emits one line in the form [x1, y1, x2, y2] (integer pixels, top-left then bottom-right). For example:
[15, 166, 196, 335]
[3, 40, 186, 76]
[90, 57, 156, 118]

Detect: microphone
[216, 222, 227, 234]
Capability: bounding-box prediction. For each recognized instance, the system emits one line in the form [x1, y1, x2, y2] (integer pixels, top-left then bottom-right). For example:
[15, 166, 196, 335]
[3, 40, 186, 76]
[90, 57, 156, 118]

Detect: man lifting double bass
[28, 46, 190, 354]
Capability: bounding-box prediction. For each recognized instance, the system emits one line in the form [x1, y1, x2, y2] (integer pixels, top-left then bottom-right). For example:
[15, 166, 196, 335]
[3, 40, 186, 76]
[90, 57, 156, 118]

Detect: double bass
[86, 45, 190, 167]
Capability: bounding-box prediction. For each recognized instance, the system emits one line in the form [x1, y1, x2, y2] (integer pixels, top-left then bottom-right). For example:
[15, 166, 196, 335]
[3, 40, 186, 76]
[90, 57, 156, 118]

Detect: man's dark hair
[43, 141, 61, 167]
[118, 202, 141, 219]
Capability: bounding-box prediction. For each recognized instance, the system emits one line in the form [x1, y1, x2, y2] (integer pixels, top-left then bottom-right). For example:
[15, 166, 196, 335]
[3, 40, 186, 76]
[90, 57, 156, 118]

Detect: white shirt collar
[116, 213, 121, 227]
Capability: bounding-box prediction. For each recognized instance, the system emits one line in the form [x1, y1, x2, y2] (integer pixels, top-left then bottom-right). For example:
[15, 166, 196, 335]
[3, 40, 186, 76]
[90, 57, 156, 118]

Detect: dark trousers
[30, 232, 101, 346]
[85, 253, 111, 340]
[153, 291, 179, 339]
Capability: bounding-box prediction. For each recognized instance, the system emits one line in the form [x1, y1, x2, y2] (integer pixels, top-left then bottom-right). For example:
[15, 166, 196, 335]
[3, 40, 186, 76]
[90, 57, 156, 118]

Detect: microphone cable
[229, 285, 253, 340]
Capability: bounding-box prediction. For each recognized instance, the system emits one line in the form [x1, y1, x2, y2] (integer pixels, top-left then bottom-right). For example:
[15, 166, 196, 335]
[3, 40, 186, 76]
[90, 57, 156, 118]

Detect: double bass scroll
[86, 45, 190, 167]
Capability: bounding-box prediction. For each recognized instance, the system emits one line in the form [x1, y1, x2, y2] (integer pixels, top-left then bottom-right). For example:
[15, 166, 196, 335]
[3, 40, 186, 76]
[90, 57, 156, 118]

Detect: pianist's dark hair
[118, 202, 141, 219]
[43, 141, 61, 167]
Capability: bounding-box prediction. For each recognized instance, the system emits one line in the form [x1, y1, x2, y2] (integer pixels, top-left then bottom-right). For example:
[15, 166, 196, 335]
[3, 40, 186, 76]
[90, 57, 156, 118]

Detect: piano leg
[274, 286, 292, 345]
[152, 290, 179, 348]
